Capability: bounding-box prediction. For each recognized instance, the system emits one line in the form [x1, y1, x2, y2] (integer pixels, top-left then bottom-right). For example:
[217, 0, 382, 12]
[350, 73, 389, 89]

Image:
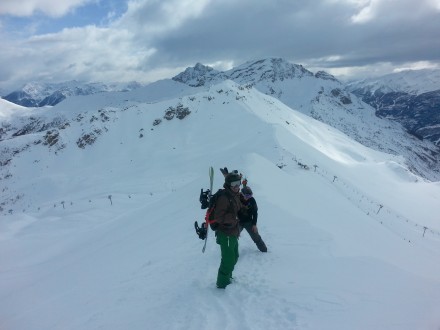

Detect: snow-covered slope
[1, 80, 440, 330]
[0, 98, 32, 118]
[174, 58, 440, 181]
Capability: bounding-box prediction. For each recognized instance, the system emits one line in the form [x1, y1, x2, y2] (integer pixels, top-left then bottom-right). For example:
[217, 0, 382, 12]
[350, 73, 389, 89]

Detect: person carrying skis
[238, 186, 268, 252]
[214, 172, 243, 289]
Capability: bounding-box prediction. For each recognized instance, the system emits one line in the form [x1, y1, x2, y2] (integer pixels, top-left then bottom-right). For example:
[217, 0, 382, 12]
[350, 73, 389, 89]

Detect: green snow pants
[216, 231, 239, 288]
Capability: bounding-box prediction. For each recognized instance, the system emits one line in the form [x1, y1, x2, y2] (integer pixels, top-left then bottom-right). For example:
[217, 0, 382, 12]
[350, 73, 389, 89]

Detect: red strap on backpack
[205, 208, 216, 224]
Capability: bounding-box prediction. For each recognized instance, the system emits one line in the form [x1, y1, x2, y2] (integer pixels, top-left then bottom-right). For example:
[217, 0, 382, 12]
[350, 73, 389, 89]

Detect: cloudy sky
[0, 0, 439, 92]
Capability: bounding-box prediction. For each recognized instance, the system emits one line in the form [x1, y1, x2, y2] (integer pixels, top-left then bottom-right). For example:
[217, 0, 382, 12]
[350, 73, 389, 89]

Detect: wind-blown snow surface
[0, 98, 32, 118]
[1, 81, 440, 330]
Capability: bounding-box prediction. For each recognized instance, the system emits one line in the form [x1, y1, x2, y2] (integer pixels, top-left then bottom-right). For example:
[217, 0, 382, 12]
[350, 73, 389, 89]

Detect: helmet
[225, 172, 241, 184]
[241, 186, 253, 195]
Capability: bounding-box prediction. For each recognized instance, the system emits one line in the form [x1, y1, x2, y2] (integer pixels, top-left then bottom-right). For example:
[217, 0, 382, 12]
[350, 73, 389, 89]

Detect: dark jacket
[238, 195, 258, 226]
[213, 184, 243, 237]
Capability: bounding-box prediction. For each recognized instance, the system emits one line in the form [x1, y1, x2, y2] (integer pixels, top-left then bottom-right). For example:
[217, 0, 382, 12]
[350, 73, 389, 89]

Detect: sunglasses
[243, 194, 253, 199]
[230, 180, 241, 187]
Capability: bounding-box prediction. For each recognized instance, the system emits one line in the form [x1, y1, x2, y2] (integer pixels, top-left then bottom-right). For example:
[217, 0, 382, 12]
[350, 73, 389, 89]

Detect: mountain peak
[172, 57, 315, 87]
[315, 71, 338, 82]
[225, 57, 314, 84]
[172, 63, 221, 86]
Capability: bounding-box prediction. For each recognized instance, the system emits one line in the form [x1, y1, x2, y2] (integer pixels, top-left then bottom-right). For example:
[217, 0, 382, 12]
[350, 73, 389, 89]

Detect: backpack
[203, 189, 233, 230]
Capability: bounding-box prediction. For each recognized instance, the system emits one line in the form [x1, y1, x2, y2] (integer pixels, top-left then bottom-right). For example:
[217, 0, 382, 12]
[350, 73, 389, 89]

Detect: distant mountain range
[1, 58, 439, 181]
[5, 60, 438, 149]
[347, 69, 440, 147]
[1, 81, 143, 107]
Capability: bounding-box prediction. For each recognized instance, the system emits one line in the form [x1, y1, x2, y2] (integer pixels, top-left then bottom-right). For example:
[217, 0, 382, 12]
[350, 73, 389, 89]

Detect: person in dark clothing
[238, 186, 267, 252]
[213, 172, 244, 289]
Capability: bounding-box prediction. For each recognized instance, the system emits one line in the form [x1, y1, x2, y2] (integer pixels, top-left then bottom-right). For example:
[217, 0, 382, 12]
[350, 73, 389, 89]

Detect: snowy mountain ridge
[172, 58, 440, 181]
[3, 57, 439, 157]
[2, 58, 439, 182]
[173, 58, 319, 87]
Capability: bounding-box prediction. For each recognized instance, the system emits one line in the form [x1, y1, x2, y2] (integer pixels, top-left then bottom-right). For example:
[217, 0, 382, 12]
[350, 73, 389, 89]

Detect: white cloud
[350, 1, 375, 23]
[393, 61, 440, 73]
[348, 0, 440, 24]
[427, 0, 440, 10]
[0, 0, 94, 17]
[207, 60, 235, 71]
[0, 25, 158, 88]
[116, 0, 211, 35]
[0, 0, 439, 90]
